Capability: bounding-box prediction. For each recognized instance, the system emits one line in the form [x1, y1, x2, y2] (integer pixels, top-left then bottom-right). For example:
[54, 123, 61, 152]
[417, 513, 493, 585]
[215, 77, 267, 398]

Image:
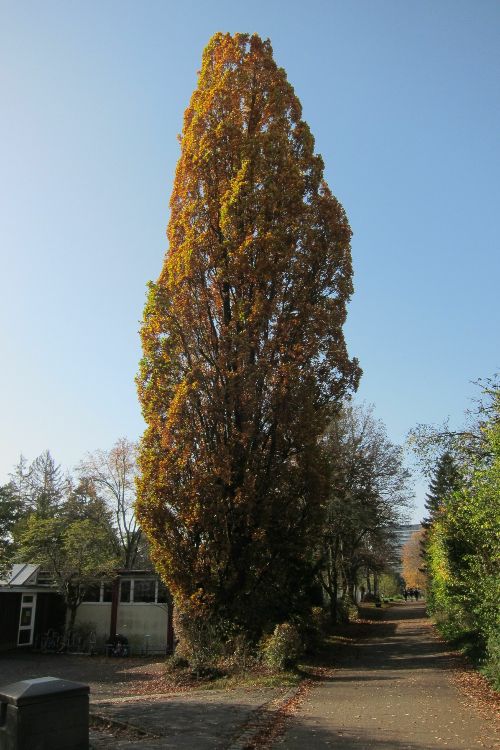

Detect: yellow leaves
[220, 158, 250, 235]
[136, 31, 359, 633]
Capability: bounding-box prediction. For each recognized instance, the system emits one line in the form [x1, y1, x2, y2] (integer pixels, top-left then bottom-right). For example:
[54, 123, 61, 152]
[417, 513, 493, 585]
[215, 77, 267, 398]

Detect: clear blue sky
[1, 1, 499, 522]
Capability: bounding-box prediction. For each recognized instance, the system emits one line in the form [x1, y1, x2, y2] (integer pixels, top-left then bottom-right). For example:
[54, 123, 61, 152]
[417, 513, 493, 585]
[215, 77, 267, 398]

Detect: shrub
[222, 632, 254, 671]
[173, 607, 227, 674]
[260, 622, 302, 671]
[299, 606, 329, 652]
[484, 630, 500, 690]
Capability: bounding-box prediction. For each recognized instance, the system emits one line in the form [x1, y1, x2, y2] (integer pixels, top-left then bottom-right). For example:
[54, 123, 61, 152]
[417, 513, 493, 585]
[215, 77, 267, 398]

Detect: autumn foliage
[401, 529, 426, 590]
[136, 33, 360, 638]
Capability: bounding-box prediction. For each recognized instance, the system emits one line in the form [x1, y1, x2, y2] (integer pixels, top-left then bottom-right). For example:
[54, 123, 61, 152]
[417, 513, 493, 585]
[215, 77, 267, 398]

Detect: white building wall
[74, 602, 169, 654]
[117, 603, 169, 654]
[75, 603, 111, 648]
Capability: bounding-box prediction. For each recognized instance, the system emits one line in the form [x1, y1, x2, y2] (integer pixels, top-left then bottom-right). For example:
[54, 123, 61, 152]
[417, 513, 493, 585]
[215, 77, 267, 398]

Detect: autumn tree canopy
[136, 33, 360, 637]
[79, 438, 143, 569]
[401, 529, 426, 590]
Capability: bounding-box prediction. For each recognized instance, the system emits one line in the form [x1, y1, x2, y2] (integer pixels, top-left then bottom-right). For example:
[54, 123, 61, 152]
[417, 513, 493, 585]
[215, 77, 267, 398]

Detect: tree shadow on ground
[0, 652, 161, 694]
[91, 695, 281, 750]
[279, 719, 462, 749]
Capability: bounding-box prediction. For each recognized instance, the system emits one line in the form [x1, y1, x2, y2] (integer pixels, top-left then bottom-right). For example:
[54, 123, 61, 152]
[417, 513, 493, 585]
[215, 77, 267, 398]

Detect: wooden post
[109, 577, 119, 640]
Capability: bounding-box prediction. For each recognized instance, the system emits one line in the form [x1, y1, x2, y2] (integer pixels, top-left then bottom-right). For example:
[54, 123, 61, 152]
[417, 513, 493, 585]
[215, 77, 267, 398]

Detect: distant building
[75, 569, 173, 655]
[0, 564, 173, 654]
[0, 564, 65, 650]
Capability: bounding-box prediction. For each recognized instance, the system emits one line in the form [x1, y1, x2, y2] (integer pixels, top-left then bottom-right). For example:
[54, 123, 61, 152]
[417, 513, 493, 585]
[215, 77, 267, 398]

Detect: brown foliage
[136, 33, 360, 636]
[402, 529, 427, 589]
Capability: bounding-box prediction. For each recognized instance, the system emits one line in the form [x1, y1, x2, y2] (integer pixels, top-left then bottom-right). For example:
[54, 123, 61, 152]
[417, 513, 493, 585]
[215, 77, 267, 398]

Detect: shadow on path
[276, 602, 499, 750]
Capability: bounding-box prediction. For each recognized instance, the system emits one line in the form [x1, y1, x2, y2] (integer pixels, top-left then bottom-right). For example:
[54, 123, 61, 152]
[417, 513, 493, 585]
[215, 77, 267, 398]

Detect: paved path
[276, 602, 499, 749]
[90, 687, 284, 749]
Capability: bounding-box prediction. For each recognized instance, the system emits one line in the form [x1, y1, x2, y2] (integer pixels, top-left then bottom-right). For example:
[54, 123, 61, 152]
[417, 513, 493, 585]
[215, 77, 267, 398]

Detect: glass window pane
[37, 570, 53, 585]
[120, 580, 131, 602]
[157, 583, 168, 603]
[103, 582, 113, 602]
[18, 629, 31, 644]
[133, 580, 155, 603]
[82, 583, 101, 602]
[22, 595, 34, 603]
[20, 608, 32, 627]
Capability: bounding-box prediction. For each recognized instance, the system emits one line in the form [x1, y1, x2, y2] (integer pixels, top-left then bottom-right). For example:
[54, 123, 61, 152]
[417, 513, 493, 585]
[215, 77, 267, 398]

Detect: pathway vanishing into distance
[276, 603, 499, 750]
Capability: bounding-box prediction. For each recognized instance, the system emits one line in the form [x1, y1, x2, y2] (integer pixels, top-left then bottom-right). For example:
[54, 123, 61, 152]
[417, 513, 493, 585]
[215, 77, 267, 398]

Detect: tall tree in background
[137, 33, 360, 639]
[423, 452, 460, 528]
[79, 438, 142, 569]
[320, 404, 411, 620]
[17, 515, 118, 632]
[9, 450, 67, 518]
[420, 451, 460, 578]
[410, 379, 500, 685]
[0, 483, 22, 573]
[401, 529, 426, 590]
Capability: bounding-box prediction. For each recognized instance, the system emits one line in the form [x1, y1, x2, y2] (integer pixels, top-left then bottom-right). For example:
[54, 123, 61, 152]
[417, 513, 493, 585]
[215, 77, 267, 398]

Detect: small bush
[165, 652, 189, 671]
[302, 606, 329, 652]
[484, 630, 500, 690]
[173, 608, 227, 674]
[336, 599, 359, 622]
[260, 622, 302, 671]
[222, 632, 254, 671]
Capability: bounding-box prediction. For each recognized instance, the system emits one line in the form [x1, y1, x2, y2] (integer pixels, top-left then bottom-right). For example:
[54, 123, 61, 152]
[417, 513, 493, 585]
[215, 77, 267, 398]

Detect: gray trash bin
[0, 676, 89, 750]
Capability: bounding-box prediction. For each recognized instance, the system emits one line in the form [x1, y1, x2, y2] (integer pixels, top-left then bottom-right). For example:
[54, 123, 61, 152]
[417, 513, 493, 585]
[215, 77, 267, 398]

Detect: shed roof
[0, 563, 40, 587]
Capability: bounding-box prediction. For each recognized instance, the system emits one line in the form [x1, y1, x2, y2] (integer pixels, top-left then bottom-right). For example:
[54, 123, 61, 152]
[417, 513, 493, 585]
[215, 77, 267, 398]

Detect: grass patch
[201, 667, 301, 691]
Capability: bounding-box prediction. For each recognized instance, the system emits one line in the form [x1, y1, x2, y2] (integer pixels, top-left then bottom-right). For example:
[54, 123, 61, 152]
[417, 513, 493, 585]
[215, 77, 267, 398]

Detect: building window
[18, 593, 37, 646]
[83, 583, 101, 602]
[79, 577, 167, 604]
[120, 580, 132, 603]
[103, 582, 113, 602]
[157, 582, 168, 603]
[133, 580, 156, 603]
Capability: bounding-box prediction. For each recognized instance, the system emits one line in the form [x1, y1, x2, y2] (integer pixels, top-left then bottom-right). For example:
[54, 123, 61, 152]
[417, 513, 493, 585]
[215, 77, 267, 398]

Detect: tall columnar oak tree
[136, 33, 360, 634]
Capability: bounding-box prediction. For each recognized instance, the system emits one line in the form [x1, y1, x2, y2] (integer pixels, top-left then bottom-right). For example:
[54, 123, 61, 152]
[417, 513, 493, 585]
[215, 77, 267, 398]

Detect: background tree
[320, 404, 412, 620]
[407, 375, 499, 476]
[378, 571, 401, 599]
[0, 483, 22, 574]
[422, 452, 460, 528]
[79, 438, 142, 568]
[8, 452, 121, 633]
[9, 450, 68, 518]
[419, 450, 460, 579]
[413, 379, 500, 687]
[17, 515, 118, 632]
[5, 451, 69, 565]
[401, 529, 426, 590]
[136, 32, 360, 643]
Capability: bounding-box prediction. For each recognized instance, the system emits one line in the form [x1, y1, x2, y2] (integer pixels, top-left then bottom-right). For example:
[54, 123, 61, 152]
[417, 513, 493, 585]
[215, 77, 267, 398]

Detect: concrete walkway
[89, 686, 289, 749]
[276, 602, 499, 749]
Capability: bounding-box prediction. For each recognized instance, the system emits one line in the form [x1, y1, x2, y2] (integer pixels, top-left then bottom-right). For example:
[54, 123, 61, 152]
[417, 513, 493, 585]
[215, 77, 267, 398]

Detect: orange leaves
[136, 32, 359, 635]
[402, 529, 427, 589]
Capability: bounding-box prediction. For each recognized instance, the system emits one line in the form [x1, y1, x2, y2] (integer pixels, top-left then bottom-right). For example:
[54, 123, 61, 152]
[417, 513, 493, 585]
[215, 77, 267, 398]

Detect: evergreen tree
[136, 33, 360, 641]
[0, 483, 22, 572]
[423, 452, 460, 528]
